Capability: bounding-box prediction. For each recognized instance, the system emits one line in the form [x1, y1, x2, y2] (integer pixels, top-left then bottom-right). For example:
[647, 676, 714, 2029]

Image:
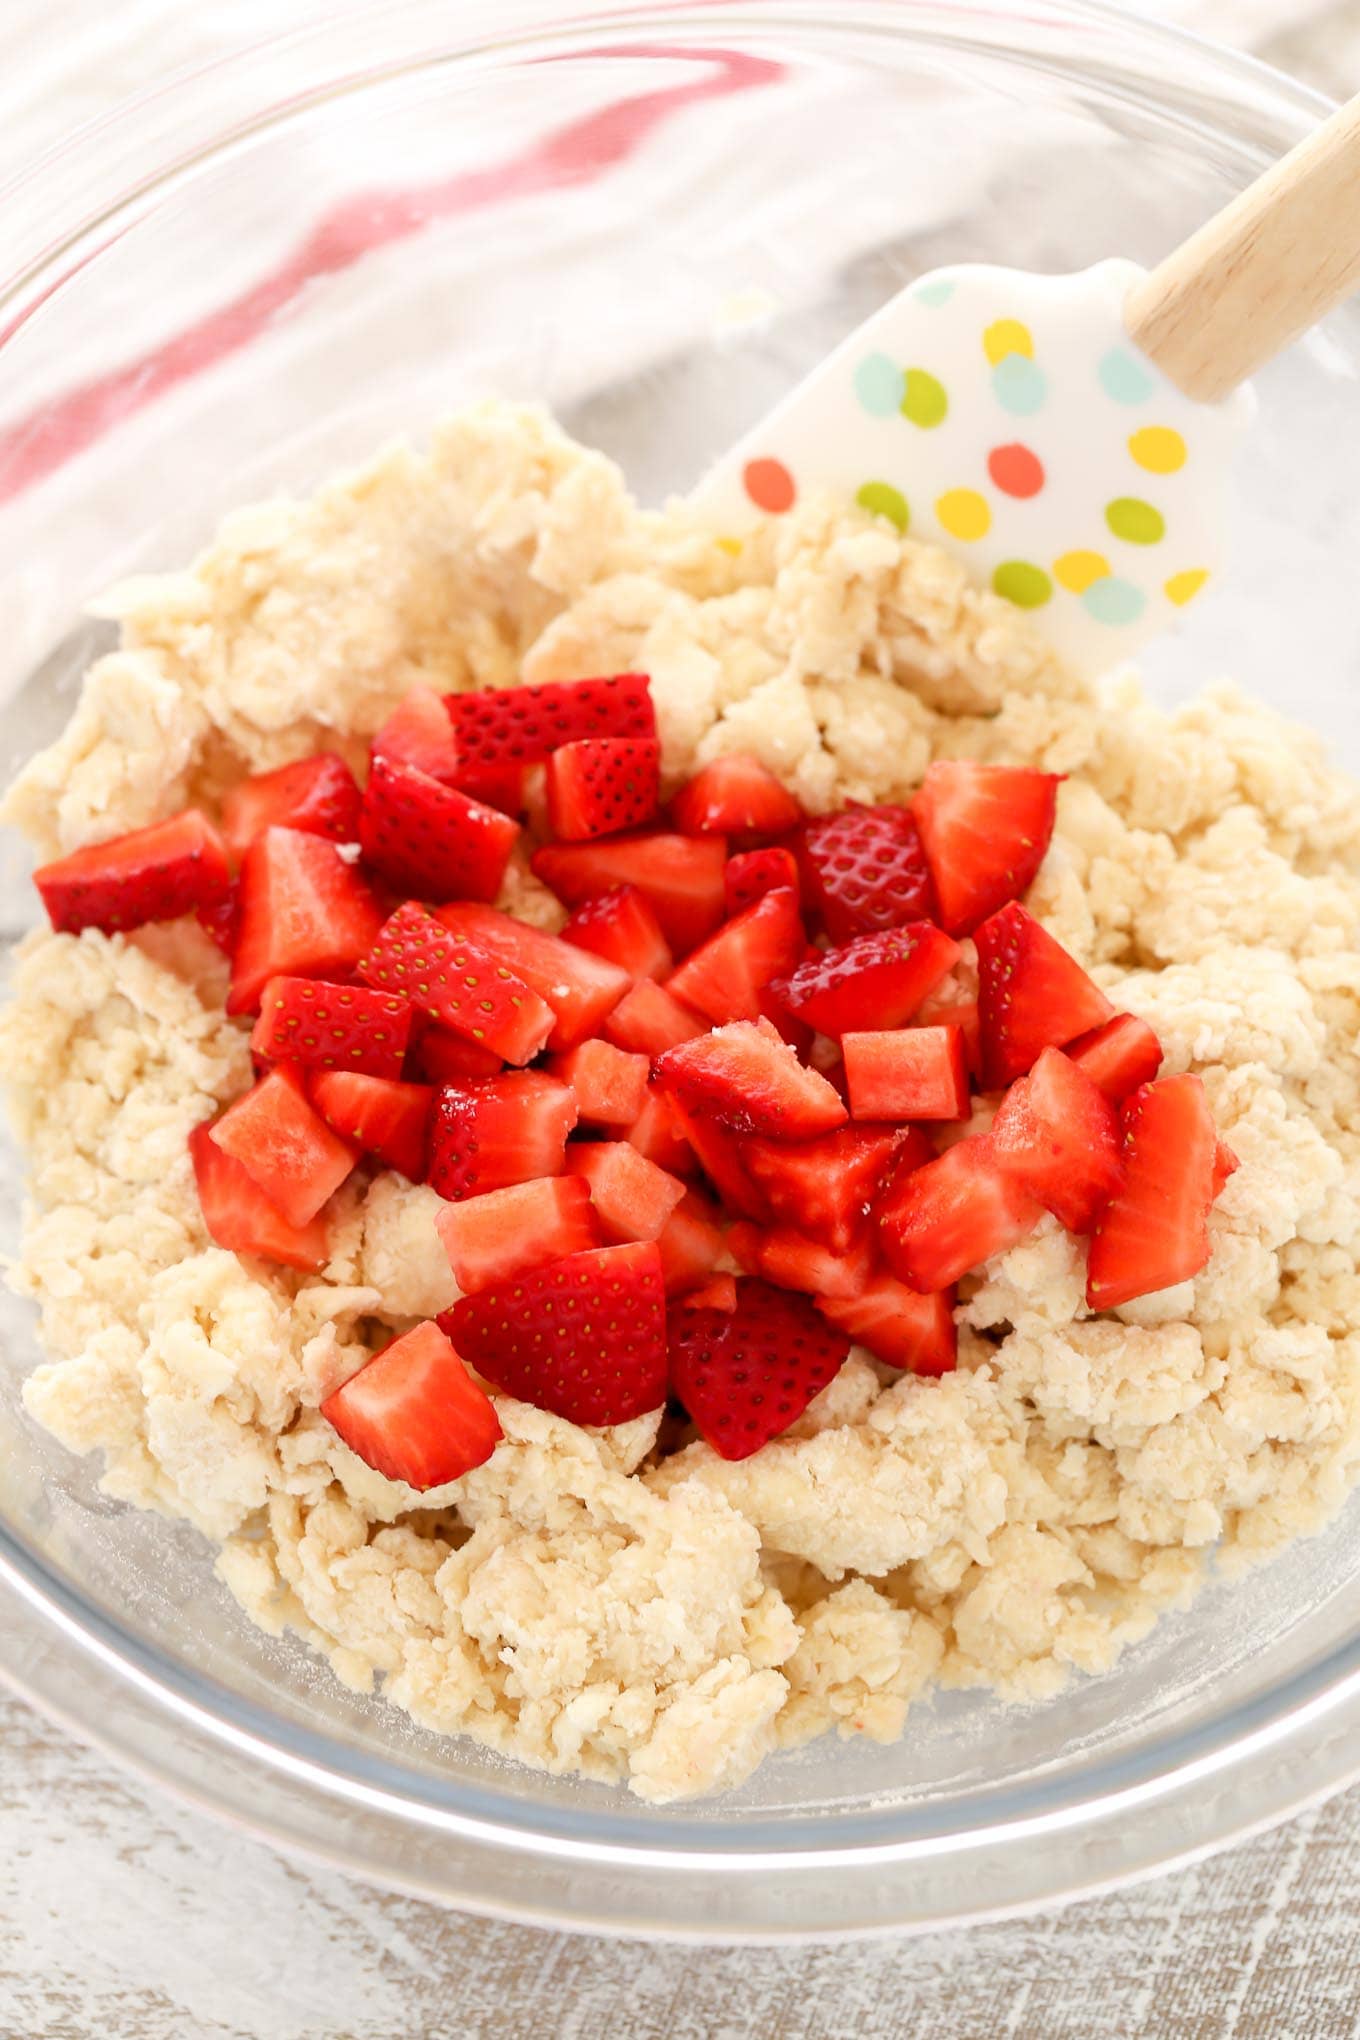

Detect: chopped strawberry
[189, 1121, 329, 1270]
[843, 1026, 970, 1122]
[358, 756, 519, 903]
[868, 1125, 937, 1215]
[656, 1018, 848, 1140]
[682, 1272, 738, 1313]
[532, 833, 728, 956]
[443, 1241, 667, 1427]
[667, 1101, 774, 1221]
[877, 1133, 1043, 1292]
[817, 1276, 957, 1376]
[320, 1321, 502, 1490]
[916, 987, 982, 1078]
[446, 674, 656, 770]
[220, 754, 362, 864]
[228, 828, 384, 1016]
[602, 979, 708, 1058]
[912, 760, 1061, 937]
[370, 687, 461, 786]
[991, 1047, 1125, 1233]
[668, 1277, 850, 1460]
[404, 1020, 504, 1084]
[1213, 1139, 1240, 1196]
[665, 886, 804, 1025]
[547, 1040, 649, 1126]
[358, 903, 555, 1064]
[197, 880, 240, 955]
[251, 976, 413, 1079]
[1066, 1012, 1164, 1105]
[725, 846, 800, 918]
[426, 1071, 577, 1201]
[671, 754, 802, 837]
[433, 903, 629, 1050]
[309, 1070, 432, 1180]
[545, 736, 661, 841]
[626, 1087, 696, 1176]
[975, 902, 1115, 1089]
[757, 982, 814, 1059]
[742, 1123, 907, 1252]
[567, 1142, 687, 1243]
[209, 1069, 357, 1227]
[435, 1176, 601, 1292]
[562, 886, 673, 983]
[771, 923, 959, 1038]
[796, 803, 934, 942]
[728, 1220, 874, 1300]
[35, 810, 232, 938]
[655, 1186, 727, 1295]
[1086, 1075, 1223, 1311]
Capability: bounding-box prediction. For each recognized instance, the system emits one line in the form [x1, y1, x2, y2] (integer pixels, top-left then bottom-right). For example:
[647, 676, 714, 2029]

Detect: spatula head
[693, 258, 1253, 680]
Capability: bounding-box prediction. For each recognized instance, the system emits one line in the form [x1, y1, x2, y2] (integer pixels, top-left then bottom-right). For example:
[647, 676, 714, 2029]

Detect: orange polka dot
[743, 457, 796, 514]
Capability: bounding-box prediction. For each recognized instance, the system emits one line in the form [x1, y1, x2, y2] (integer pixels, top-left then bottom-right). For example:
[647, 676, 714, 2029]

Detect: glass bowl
[2, 0, 1359, 1942]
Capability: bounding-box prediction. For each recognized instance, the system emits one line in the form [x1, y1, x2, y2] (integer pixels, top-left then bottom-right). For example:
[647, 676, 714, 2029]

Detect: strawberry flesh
[426, 1071, 577, 1201]
[671, 753, 802, 837]
[796, 803, 934, 942]
[975, 901, 1115, 1089]
[656, 1018, 848, 1140]
[668, 1277, 850, 1460]
[665, 886, 805, 1025]
[655, 1186, 726, 1295]
[725, 846, 800, 917]
[370, 688, 461, 786]
[251, 976, 413, 1079]
[626, 1087, 697, 1176]
[667, 1100, 774, 1221]
[358, 755, 519, 903]
[435, 1175, 601, 1292]
[404, 1018, 504, 1084]
[36, 810, 232, 937]
[309, 1070, 432, 1180]
[533, 833, 728, 956]
[434, 902, 629, 1050]
[817, 1276, 957, 1376]
[189, 1121, 329, 1270]
[742, 1123, 908, 1253]
[320, 1321, 502, 1489]
[446, 673, 655, 769]
[221, 754, 361, 864]
[877, 1133, 1043, 1292]
[545, 736, 661, 841]
[358, 902, 555, 1064]
[209, 1069, 357, 1227]
[1066, 1012, 1164, 1104]
[228, 826, 384, 1016]
[602, 980, 708, 1058]
[772, 922, 959, 1038]
[562, 885, 673, 983]
[990, 1046, 1125, 1233]
[548, 1039, 649, 1126]
[727, 1220, 875, 1300]
[1086, 1074, 1222, 1310]
[566, 1141, 687, 1242]
[843, 1025, 970, 1121]
[912, 760, 1060, 936]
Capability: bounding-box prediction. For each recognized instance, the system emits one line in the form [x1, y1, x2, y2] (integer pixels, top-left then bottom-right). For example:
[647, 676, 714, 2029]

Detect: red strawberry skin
[370, 687, 461, 785]
[877, 1134, 1043, 1292]
[672, 754, 802, 837]
[309, 1070, 432, 1180]
[404, 1019, 503, 1084]
[912, 760, 1060, 937]
[426, 1071, 577, 1201]
[1066, 1013, 1163, 1105]
[209, 1070, 357, 1228]
[817, 1277, 957, 1376]
[843, 1025, 970, 1122]
[1086, 1074, 1221, 1311]
[546, 737, 661, 841]
[772, 922, 959, 1038]
[435, 1175, 601, 1292]
[446, 673, 655, 769]
[35, 810, 232, 937]
[251, 976, 413, 1079]
[975, 902, 1115, 1090]
[665, 886, 805, 1025]
[532, 833, 728, 956]
[656, 1018, 848, 1140]
[562, 886, 673, 984]
[321, 1321, 502, 1489]
[990, 1046, 1125, 1233]
[434, 902, 629, 1051]
[443, 1241, 667, 1426]
[358, 755, 519, 903]
[358, 903, 555, 1064]
[228, 827, 384, 1016]
[190, 1121, 329, 1270]
[742, 1123, 908, 1253]
[220, 754, 361, 865]
[725, 846, 800, 918]
[668, 1277, 851, 1460]
[796, 803, 934, 943]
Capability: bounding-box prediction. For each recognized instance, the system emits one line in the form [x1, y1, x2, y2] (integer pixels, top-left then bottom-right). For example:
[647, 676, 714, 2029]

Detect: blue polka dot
[991, 355, 1047, 416]
[1081, 576, 1146, 625]
[853, 353, 905, 418]
[1098, 346, 1157, 405]
[912, 277, 956, 306]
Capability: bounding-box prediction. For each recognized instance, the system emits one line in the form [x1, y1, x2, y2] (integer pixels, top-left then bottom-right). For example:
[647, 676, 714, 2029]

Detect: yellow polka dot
[936, 488, 991, 542]
[983, 319, 1033, 366]
[1129, 426, 1187, 474]
[1165, 568, 1209, 606]
[1054, 549, 1111, 594]
[715, 535, 743, 556]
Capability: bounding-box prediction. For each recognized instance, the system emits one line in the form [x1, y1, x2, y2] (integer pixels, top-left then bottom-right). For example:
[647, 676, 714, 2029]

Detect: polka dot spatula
[693, 91, 1360, 679]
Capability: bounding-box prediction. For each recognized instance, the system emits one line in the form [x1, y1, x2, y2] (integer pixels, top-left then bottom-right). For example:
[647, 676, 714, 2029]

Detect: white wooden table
[6, 4, 1360, 2033]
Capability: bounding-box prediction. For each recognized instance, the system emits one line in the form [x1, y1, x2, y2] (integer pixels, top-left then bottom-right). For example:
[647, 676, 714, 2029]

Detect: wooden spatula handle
[1125, 90, 1360, 402]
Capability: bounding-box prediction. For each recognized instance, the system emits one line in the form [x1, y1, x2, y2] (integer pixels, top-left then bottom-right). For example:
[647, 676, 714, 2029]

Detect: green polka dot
[1105, 496, 1166, 545]
[992, 560, 1053, 609]
[856, 480, 909, 532]
[901, 368, 948, 429]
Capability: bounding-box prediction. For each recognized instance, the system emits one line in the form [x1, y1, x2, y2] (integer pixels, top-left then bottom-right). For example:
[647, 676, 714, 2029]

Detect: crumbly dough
[6, 402, 1360, 1801]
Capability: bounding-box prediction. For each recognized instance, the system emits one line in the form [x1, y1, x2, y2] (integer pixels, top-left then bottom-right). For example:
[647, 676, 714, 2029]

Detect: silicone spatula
[693, 91, 1360, 679]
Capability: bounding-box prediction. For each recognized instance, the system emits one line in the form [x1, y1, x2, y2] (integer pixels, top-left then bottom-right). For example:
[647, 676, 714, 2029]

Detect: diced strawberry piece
[656, 1018, 848, 1140]
[433, 902, 629, 1050]
[1213, 1139, 1240, 1196]
[975, 902, 1115, 1090]
[626, 1087, 696, 1176]
[1066, 1013, 1164, 1105]
[877, 1133, 1043, 1291]
[667, 1101, 773, 1221]
[916, 988, 982, 1078]
[728, 1220, 874, 1300]
[426, 1071, 577, 1201]
[843, 1026, 970, 1122]
[562, 886, 673, 983]
[532, 834, 728, 956]
[545, 736, 661, 841]
[912, 760, 1061, 937]
[654, 1186, 726, 1295]
[725, 846, 800, 918]
[668, 1277, 850, 1460]
[435, 1176, 601, 1292]
[868, 1126, 936, 1217]
[228, 827, 384, 1016]
[665, 887, 804, 1025]
[991, 1046, 1125, 1233]
[209, 1069, 357, 1227]
[404, 1019, 503, 1084]
[221, 754, 362, 864]
[742, 1123, 906, 1253]
[197, 879, 240, 955]
[817, 1276, 957, 1375]
[309, 1070, 432, 1180]
[321, 1321, 502, 1489]
[757, 983, 813, 1059]
[189, 1120, 329, 1271]
[446, 674, 656, 770]
[547, 1040, 649, 1127]
[1086, 1074, 1224, 1310]
[251, 976, 413, 1079]
[602, 980, 708, 1058]
[682, 1272, 738, 1313]
[358, 903, 555, 1064]
[35, 809, 232, 938]
[358, 756, 519, 903]
[672, 754, 802, 837]
[370, 688, 461, 786]
[443, 1241, 667, 1426]
[796, 803, 934, 942]
[567, 1141, 687, 1243]
[771, 923, 959, 1038]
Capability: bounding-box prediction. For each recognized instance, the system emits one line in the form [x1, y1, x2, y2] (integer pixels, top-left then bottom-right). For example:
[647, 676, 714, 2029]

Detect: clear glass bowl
[2, 0, 1359, 1942]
